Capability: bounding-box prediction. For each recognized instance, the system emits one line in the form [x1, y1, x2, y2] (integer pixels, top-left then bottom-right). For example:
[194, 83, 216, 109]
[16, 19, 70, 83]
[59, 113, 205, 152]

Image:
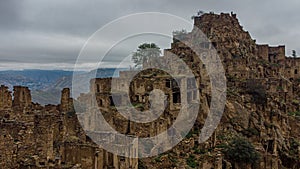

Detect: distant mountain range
[0, 68, 127, 105]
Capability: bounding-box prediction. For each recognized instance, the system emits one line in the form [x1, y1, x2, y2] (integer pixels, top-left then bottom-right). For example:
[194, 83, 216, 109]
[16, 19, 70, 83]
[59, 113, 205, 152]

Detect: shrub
[194, 148, 206, 154]
[289, 138, 300, 156]
[154, 155, 162, 163]
[242, 128, 260, 137]
[223, 137, 260, 164]
[288, 111, 300, 117]
[246, 79, 267, 105]
[138, 159, 147, 169]
[67, 110, 76, 117]
[186, 154, 197, 168]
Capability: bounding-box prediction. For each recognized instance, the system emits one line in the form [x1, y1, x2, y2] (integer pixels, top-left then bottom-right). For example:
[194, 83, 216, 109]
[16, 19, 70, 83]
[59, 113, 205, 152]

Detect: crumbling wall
[13, 86, 32, 108]
[0, 85, 12, 110]
[60, 88, 74, 112]
[0, 86, 139, 169]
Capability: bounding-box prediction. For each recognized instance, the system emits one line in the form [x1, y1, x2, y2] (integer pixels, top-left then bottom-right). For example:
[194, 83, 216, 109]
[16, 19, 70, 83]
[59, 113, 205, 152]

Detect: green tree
[223, 137, 260, 164]
[132, 43, 161, 68]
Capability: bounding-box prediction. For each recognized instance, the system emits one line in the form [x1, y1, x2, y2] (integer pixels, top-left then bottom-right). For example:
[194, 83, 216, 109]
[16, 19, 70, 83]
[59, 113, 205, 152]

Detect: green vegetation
[289, 138, 300, 156]
[288, 111, 300, 117]
[131, 102, 146, 111]
[292, 100, 299, 104]
[138, 159, 147, 169]
[264, 122, 277, 129]
[65, 136, 80, 142]
[242, 127, 260, 137]
[223, 137, 260, 164]
[217, 134, 226, 140]
[277, 86, 283, 91]
[216, 143, 228, 149]
[271, 63, 280, 67]
[182, 129, 199, 139]
[67, 110, 76, 117]
[132, 43, 161, 68]
[168, 154, 178, 163]
[186, 154, 197, 168]
[154, 155, 162, 163]
[193, 147, 206, 154]
[246, 79, 267, 105]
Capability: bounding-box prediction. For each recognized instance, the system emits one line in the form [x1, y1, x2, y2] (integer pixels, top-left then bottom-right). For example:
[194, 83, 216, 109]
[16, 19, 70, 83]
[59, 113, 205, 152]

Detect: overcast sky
[0, 0, 300, 70]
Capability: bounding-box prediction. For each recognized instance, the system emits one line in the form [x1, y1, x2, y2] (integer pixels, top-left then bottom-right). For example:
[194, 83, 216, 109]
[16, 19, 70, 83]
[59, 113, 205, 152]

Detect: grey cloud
[0, 0, 24, 29]
[0, 0, 299, 70]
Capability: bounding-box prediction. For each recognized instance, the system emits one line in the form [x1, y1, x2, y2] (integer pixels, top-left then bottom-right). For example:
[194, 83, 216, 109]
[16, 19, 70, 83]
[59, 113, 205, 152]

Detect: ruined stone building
[78, 12, 300, 168]
[1, 12, 300, 169]
[0, 86, 138, 169]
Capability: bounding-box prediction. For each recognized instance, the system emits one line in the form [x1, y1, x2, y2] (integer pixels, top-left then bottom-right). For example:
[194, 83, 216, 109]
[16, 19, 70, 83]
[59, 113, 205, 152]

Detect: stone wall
[13, 86, 32, 108]
[0, 85, 138, 169]
[0, 85, 12, 110]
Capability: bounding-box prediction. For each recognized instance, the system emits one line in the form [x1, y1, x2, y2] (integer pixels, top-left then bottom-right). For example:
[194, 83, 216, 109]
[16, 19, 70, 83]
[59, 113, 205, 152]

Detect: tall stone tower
[12, 86, 32, 108]
[0, 85, 12, 109]
[60, 88, 73, 112]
